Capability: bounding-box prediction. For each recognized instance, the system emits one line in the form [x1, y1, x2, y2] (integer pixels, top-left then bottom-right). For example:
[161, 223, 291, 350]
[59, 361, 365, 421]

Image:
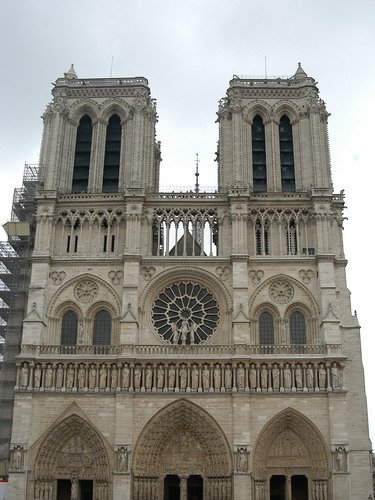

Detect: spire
[195, 153, 200, 193]
[294, 62, 307, 80]
[64, 64, 78, 80]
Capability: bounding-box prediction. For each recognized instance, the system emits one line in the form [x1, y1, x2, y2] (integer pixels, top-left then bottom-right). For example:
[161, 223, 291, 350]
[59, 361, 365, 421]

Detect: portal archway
[31, 413, 111, 499]
[252, 408, 329, 499]
[132, 399, 233, 500]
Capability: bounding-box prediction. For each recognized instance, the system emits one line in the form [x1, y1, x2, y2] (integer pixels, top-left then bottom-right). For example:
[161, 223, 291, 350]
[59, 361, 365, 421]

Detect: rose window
[269, 281, 294, 304]
[152, 282, 219, 344]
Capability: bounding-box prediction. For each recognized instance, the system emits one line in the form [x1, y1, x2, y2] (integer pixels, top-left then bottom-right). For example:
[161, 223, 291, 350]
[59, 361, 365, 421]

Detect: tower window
[259, 312, 274, 344]
[103, 114, 121, 193]
[290, 311, 306, 344]
[72, 115, 93, 193]
[61, 310, 78, 345]
[252, 115, 267, 192]
[286, 219, 297, 255]
[93, 310, 112, 345]
[255, 218, 269, 255]
[279, 115, 295, 192]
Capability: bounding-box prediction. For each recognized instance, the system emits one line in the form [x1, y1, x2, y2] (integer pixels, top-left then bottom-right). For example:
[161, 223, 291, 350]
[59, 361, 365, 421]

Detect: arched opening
[252, 115, 267, 192]
[32, 414, 110, 500]
[61, 310, 78, 345]
[252, 408, 329, 499]
[72, 115, 92, 193]
[132, 399, 232, 500]
[279, 115, 295, 192]
[290, 311, 306, 344]
[164, 475, 180, 500]
[103, 114, 121, 193]
[188, 475, 203, 500]
[259, 312, 274, 345]
[93, 309, 112, 345]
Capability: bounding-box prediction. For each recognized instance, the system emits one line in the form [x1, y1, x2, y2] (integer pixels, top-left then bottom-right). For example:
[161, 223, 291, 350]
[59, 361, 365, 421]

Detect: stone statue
[168, 365, 176, 389]
[191, 364, 199, 390]
[306, 364, 314, 389]
[171, 322, 179, 344]
[34, 365, 42, 388]
[202, 365, 210, 390]
[56, 364, 64, 389]
[99, 364, 107, 390]
[249, 365, 256, 390]
[237, 447, 248, 472]
[331, 363, 340, 390]
[78, 364, 86, 389]
[117, 446, 128, 472]
[237, 364, 245, 390]
[180, 319, 189, 345]
[284, 364, 292, 390]
[295, 365, 303, 389]
[20, 363, 29, 387]
[272, 365, 280, 390]
[111, 365, 118, 390]
[260, 365, 268, 389]
[157, 365, 164, 389]
[336, 446, 346, 472]
[214, 364, 221, 390]
[45, 364, 53, 389]
[71, 477, 78, 500]
[122, 364, 130, 389]
[318, 365, 326, 389]
[189, 321, 198, 344]
[89, 364, 96, 389]
[134, 366, 142, 390]
[180, 365, 187, 389]
[145, 365, 153, 389]
[11, 446, 23, 471]
[224, 365, 232, 390]
[66, 364, 74, 389]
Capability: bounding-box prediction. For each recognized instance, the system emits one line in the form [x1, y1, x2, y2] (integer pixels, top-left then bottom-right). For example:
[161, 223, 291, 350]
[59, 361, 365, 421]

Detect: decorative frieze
[16, 360, 343, 394]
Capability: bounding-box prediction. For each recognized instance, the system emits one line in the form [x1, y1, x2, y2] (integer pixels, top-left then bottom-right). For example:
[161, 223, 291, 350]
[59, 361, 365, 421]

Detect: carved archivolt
[252, 407, 329, 479]
[33, 413, 111, 481]
[132, 399, 233, 477]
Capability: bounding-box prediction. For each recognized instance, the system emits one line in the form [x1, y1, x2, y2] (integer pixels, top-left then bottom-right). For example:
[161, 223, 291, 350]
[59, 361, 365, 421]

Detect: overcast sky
[1, 0, 374, 443]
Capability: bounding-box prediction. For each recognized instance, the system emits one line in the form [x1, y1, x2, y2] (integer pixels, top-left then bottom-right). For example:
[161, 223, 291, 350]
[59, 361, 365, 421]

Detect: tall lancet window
[72, 115, 93, 193]
[103, 114, 121, 192]
[279, 115, 295, 192]
[93, 310, 112, 345]
[259, 312, 274, 345]
[61, 310, 78, 345]
[252, 115, 267, 192]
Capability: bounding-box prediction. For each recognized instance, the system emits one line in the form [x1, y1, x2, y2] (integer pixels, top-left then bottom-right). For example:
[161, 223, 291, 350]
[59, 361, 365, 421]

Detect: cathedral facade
[6, 65, 373, 499]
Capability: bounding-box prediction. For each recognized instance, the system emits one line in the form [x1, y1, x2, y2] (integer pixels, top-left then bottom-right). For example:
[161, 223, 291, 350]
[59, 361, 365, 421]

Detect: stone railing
[15, 359, 344, 394]
[18, 343, 342, 358]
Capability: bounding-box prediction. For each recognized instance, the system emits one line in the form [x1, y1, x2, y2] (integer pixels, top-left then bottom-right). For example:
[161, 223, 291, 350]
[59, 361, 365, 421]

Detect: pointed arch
[132, 399, 233, 477]
[252, 407, 329, 479]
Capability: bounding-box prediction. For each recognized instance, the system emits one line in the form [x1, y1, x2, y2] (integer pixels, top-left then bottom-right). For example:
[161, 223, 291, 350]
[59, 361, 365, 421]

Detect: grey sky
[1, 0, 374, 442]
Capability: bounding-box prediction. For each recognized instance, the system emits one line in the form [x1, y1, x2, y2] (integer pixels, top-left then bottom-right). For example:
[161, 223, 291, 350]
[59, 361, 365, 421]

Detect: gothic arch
[252, 407, 329, 480]
[100, 98, 132, 123]
[243, 100, 272, 123]
[68, 100, 100, 125]
[272, 100, 300, 124]
[132, 399, 232, 479]
[28, 403, 113, 498]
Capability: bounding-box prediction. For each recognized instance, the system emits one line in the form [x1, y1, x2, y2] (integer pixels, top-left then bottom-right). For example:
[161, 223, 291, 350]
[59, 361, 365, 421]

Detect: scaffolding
[0, 163, 39, 463]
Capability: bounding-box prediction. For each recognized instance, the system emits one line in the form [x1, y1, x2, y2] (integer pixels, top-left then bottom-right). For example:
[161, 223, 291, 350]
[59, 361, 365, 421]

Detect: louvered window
[279, 115, 295, 192]
[72, 115, 92, 193]
[252, 115, 267, 192]
[103, 115, 121, 192]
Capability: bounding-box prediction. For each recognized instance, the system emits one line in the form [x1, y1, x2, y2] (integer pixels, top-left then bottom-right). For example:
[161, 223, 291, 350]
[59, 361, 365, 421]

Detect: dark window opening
[291, 475, 308, 500]
[259, 312, 274, 345]
[270, 475, 286, 500]
[187, 475, 203, 500]
[103, 114, 121, 193]
[72, 115, 92, 193]
[93, 310, 111, 345]
[74, 235, 78, 253]
[164, 475, 180, 500]
[66, 235, 71, 253]
[279, 115, 295, 192]
[61, 310, 78, 346]
[252, 115, 267, 192]
[57, 479, 71, 500]
[79, 480, 93, 500]
[290, 312, 306, 344]
[111, 235, 115, 252]
[103, 235, 107, 252]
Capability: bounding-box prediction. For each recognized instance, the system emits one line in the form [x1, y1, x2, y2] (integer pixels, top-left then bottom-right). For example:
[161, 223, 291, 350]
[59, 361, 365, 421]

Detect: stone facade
[7, 64, 373, 499]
